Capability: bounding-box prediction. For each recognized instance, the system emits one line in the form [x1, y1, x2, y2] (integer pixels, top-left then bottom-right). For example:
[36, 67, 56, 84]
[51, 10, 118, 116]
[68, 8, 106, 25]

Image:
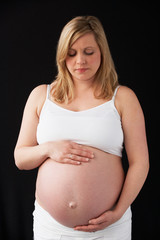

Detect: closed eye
[68, 49, 76, 57]
[67, 48, 94, 57]
[84, 50, 94, 55]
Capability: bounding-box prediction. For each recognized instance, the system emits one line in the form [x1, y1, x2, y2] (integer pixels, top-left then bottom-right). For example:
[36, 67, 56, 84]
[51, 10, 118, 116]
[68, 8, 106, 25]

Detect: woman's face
[65, 33, 101, 83]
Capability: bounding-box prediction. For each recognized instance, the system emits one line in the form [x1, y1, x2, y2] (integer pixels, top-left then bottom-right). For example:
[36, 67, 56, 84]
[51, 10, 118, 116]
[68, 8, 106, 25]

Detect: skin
[14, 33, 149, 232]
[66, 33, 101, 84]
[36, 149, 124, 228]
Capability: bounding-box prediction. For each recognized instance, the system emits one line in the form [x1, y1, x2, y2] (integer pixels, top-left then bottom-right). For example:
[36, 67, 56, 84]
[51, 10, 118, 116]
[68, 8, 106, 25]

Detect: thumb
[89, 212, 107, 225]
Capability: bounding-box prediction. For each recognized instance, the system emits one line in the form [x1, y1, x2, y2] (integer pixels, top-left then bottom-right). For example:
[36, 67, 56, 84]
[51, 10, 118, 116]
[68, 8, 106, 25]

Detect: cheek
[65, 59, 74, 73]
[90, 54, 101, 71]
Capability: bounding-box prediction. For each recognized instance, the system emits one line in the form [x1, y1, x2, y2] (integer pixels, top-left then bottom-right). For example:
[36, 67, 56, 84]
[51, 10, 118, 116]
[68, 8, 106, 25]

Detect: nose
[76, 52, 86, 65]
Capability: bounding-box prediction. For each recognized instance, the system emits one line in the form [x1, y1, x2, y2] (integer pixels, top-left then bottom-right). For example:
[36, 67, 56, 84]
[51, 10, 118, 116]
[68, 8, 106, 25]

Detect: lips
[75, 68, 88, 73]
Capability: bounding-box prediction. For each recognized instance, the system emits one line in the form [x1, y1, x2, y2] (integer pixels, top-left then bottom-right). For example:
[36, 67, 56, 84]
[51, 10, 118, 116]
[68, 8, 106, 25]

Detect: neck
[73, 78, 94, 98]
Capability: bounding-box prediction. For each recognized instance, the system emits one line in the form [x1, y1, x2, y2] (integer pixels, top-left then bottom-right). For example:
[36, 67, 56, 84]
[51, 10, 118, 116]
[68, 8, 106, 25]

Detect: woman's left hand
[74, 210, 120, 232]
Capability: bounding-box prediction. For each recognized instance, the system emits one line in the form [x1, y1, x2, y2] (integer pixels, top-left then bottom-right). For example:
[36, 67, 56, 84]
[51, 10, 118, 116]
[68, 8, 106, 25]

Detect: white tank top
[37, 85, 124, 157]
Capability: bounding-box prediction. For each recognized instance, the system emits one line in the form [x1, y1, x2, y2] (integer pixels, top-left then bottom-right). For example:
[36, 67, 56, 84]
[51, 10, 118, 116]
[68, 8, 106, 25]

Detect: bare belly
[35, 146, 125, 228]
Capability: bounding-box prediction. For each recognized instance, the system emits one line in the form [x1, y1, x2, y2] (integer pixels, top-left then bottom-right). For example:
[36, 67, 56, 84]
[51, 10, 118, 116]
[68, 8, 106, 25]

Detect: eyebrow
[69, 46, 95, 50]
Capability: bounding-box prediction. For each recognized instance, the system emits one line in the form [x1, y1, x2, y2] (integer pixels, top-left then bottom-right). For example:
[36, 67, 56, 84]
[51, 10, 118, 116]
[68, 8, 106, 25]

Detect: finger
[71, 142, 94, 154]
[62, 158, 81, 165]
[74, 225, 97, 232]
[70, 149, 94, 159]
[89, 213, 106, 225]
[74, 223, 105, 232]
[67, 153, 90, 162]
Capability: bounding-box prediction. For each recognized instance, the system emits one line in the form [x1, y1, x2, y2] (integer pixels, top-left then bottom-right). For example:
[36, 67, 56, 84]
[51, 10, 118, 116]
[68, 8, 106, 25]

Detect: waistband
[33, 200, 132, 238]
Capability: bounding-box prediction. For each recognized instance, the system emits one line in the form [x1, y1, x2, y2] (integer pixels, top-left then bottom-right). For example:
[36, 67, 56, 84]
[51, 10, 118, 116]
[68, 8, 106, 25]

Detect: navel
[69, 201, 77, 209]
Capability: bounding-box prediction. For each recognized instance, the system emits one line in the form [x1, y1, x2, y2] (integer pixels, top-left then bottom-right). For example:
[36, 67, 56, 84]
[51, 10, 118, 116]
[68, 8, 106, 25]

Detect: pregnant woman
[14, 16, 149, 239]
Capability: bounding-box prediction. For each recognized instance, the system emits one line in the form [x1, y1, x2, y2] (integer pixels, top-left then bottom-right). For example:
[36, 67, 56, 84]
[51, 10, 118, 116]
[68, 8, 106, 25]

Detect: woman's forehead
[70, 33, 98, 49]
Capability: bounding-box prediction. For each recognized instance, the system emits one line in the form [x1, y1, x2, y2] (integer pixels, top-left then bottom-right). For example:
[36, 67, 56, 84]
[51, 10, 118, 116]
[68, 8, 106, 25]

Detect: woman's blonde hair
[51, 15, 118, 103]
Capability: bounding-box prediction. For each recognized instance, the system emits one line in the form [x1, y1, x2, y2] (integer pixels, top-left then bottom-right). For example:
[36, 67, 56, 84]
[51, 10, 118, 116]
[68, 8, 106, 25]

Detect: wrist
[112, 205, 126, 220]
[39, 142, 50, 160]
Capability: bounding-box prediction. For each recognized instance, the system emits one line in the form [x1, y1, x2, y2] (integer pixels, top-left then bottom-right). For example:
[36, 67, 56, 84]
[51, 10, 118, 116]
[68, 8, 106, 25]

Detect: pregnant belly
[35, 147, 125, 228]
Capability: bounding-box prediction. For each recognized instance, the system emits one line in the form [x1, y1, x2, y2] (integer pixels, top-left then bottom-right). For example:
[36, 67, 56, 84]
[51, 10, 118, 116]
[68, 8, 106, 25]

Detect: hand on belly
[45, 140, 94, 165]
[36, 146, 124, 228]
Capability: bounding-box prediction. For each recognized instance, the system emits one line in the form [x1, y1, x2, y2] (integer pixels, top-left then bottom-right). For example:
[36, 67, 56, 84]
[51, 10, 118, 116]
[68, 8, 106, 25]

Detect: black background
[1, 0, 159, 239]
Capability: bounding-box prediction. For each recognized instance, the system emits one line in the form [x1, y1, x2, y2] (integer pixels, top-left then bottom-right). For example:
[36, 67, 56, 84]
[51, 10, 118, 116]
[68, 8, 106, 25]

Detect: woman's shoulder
[25, 84, 48, 116]
[27, 84, 49, 104]
[117, 85, 139, 103]
[30, 84, 48, 97]
[118, 85, 136, 96]
[116, 85, 141, 116]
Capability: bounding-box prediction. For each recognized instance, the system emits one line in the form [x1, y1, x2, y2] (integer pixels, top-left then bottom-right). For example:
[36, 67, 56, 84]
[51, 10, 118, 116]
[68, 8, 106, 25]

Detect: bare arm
[14, 85, 48, 170]
[114, 86, 149, 216]
[14, 85, 94, 170]
[74, 86, 149, 232]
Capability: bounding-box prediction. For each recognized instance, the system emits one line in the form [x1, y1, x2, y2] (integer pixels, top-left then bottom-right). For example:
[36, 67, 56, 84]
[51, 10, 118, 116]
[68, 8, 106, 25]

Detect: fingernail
[77, 162, 81, 165]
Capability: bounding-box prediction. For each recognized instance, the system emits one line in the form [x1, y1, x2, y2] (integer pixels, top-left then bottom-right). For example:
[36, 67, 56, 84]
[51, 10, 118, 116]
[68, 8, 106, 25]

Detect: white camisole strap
[112, 85, 120, 102]
[46, 84, 51, 100]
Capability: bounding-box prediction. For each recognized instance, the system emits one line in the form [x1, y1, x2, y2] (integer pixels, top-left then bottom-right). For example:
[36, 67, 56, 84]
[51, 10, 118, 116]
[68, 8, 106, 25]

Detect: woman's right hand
[45, 140, 94, 165]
